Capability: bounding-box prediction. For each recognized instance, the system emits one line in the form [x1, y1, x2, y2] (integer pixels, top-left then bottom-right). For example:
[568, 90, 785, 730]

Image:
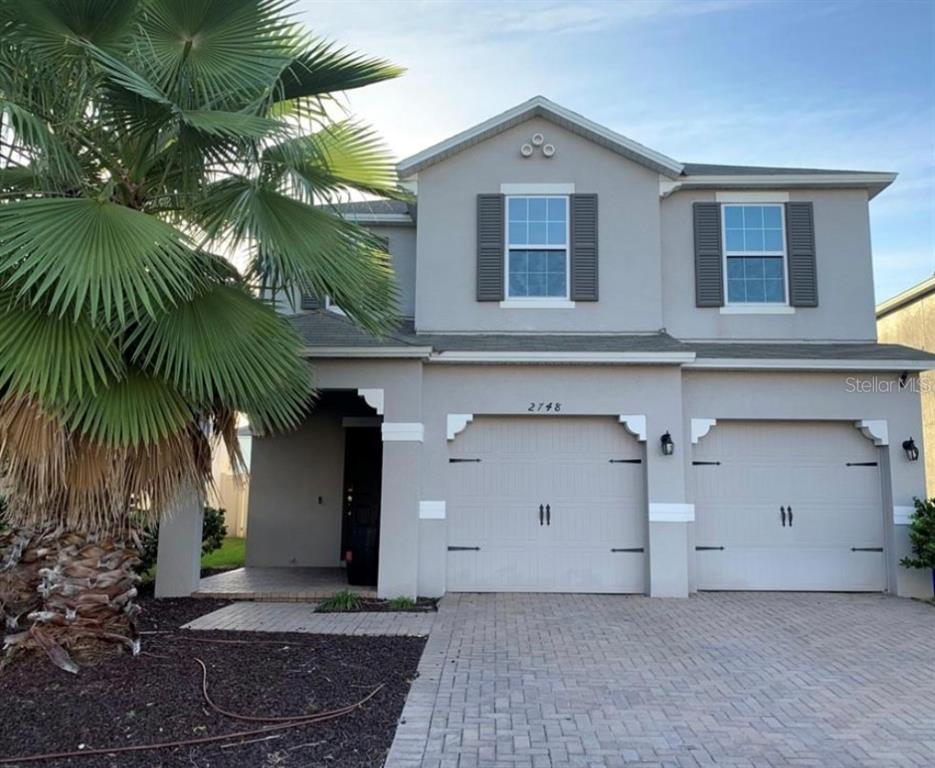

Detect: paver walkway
[384, 592, 935, 768]
[194, 566, 377, 601]
[183, 601, 435, 636]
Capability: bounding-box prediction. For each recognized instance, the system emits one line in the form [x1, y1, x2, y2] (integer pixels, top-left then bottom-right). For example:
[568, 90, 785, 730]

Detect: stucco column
[378, 424, 422, 599]
[644, 371, 691, 598]
[154, 490, 203, 598]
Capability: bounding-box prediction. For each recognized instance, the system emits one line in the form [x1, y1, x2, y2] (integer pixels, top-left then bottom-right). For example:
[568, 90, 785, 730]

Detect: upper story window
[723, 204, 787, 304]
[506, 196, 569, 299]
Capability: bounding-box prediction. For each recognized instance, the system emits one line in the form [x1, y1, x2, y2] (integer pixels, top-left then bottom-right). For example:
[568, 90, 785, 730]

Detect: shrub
[388, 596, 416, 611]
[317, 590, 361, 613]
[899, 497, 935, 595]
[135, 507, 228, 575]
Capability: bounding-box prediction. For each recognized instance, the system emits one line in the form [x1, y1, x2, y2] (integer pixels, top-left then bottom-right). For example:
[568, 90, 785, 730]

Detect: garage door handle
[780, 506, 786, 527]
[787, 505, 793, 527]
[851, 547, 883, 552]
[539, 504, 544, 526]
[546, 504, 551, 526]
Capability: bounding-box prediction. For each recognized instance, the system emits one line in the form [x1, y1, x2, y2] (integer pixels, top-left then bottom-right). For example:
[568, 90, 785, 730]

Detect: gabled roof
[876, 274, 935, 318]
[397, 97, 896, 198]
[397, 96, 684, 178]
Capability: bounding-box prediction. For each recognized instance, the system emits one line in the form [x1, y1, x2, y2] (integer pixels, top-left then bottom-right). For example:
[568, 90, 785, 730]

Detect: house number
[528, 401, 562, 413]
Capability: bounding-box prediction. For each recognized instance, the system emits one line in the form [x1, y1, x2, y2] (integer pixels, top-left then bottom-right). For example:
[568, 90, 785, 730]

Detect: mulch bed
[0, 595, 426, 768]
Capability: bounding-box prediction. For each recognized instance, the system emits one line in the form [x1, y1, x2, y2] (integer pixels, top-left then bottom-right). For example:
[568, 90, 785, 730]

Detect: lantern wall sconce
[902, 437, 919, 461]
[660, 431, 675, 456]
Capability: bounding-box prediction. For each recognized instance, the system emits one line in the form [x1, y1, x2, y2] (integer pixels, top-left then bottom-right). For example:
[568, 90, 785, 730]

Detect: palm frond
[9, 0, 140, 59]
[0, 100, 83, 186]
[126, 283, 312, 433]
[264, 120, 401, 198]
[62, 371, 193, 446]
[0, 296, 124, 406]
[179, 109, 286, 140]
[276, 39, 404, 101]
[0, 198, 200, 324]
[199, 178, 399, 334]
[139, 0, 295, 106]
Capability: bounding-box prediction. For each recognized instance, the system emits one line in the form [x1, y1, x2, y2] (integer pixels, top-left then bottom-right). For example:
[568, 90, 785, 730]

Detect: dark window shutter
[693, 202, 724, 307]
[786, 202, 818, 307]
[570, 194, 598, 301]
[477, 194, 504, 301]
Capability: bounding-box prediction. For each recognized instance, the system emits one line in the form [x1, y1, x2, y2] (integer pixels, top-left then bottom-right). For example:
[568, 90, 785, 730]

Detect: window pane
[528, 197, 548, 220]
[745, 280, 765, 302]
[725, 230, 744, 252]
[547, 221, 566, 245]
[763, 229, 784, 251]
[765, 279, 785, 302]
[743, 206, 764, 228]
[762, 205, 782, 228]
[727, 257, 744, 278]
[547, 272, 566, 297]
[528, 221, 547, 244]
[508, 197, 527, 222]
[763, 257, 784, 278]
[509, 251, 527, 274]
[727, 279, 746, 302]
[509, 272, 527, 297]
[527, 271, 547, 296]
[745, 258, 764, 278]
[547, 197, 566, 222]
[527, 250, 547, 272]
[744, 229, 765, 251]
[508, 222, 527, 245]
[547, 251, 565, 271]
[724, 206, 744, 228]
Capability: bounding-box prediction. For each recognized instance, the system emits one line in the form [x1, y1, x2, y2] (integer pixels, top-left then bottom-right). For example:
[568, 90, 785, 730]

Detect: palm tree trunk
[2, 530, 141, 672]
[0, 526, 60, 631]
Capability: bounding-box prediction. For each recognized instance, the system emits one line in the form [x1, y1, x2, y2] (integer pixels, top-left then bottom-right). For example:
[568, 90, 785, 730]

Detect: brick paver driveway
[385, 593, 935, 768]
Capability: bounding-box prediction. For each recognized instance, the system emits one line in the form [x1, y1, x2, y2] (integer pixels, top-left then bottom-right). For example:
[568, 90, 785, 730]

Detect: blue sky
[297, 0, 935, 303]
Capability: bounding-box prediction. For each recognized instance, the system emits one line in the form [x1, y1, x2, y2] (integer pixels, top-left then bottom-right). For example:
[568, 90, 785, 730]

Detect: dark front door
[341, 427, 383, 586]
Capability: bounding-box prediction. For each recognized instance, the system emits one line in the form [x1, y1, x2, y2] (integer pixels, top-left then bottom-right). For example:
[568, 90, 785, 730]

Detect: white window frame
[502, 194, 572, 307]
[720, 202, 794, 314]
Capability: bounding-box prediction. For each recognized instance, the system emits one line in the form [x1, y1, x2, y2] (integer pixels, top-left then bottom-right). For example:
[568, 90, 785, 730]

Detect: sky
[295, 0, 935, 303]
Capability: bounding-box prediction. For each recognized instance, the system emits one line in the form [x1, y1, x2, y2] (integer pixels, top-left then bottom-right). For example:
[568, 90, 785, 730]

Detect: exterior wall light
[902, 437, 920, 461]
[660, 431, 675, 456]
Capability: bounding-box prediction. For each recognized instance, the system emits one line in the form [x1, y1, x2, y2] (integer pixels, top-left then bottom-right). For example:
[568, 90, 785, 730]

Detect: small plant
[899, 496, 935, 597]
[317, 590, 362, 613]
[388, 596, 417, 611]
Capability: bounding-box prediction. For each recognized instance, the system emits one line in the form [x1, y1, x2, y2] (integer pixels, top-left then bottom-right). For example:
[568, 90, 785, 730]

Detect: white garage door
[693, 421, 886, 591]
[447, 416, 646, 593]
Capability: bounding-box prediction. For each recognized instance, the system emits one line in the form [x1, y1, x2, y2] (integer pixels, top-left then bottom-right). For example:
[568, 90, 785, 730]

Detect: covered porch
[156, 357, 424, 600]
[194, 566, 377, 601]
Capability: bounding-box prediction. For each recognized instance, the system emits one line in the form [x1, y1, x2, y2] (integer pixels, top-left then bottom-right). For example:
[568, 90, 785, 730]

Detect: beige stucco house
[156, 97, 935, 600]
[877, 275, 935, 496]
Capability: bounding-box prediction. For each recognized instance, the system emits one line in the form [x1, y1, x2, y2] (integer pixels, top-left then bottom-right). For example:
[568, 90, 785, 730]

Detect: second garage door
[693, 420, 886, 591]
[447, 416, 646, 593]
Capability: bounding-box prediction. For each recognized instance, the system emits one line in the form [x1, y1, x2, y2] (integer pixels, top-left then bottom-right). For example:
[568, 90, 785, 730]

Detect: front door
[341, 426, 382, 586]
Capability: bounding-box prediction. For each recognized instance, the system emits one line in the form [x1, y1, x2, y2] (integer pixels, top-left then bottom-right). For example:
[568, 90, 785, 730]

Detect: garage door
[693, 421, 886, 591]
[447, 416, 646, 593]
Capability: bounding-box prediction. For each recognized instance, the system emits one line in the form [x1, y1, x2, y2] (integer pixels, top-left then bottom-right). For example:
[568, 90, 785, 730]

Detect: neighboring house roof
[290, 311, 935, 369]
[876, 274, 935, 318]
[397, 96, 685, 179]
[323, 199, 415, 225]
[396, 96, 896, 199]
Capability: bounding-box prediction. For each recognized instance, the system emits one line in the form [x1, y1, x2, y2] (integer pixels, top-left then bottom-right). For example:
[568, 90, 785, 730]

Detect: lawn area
[201, 537, 245, 571]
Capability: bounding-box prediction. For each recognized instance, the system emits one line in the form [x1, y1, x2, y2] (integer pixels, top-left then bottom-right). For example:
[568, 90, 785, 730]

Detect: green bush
[900, 497, 935, 599]
[388, 596, 416, 611]
[317, 590, 362, 613]
[900, 497, 935, 573]
[135, 506, 228, 575]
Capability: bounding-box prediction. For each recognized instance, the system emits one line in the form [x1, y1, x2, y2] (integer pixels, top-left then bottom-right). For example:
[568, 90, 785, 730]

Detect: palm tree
[0, 0, 402, 669]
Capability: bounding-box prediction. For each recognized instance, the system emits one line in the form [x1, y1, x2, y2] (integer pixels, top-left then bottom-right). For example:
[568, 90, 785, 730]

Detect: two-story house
[240, 97, 934, 600]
